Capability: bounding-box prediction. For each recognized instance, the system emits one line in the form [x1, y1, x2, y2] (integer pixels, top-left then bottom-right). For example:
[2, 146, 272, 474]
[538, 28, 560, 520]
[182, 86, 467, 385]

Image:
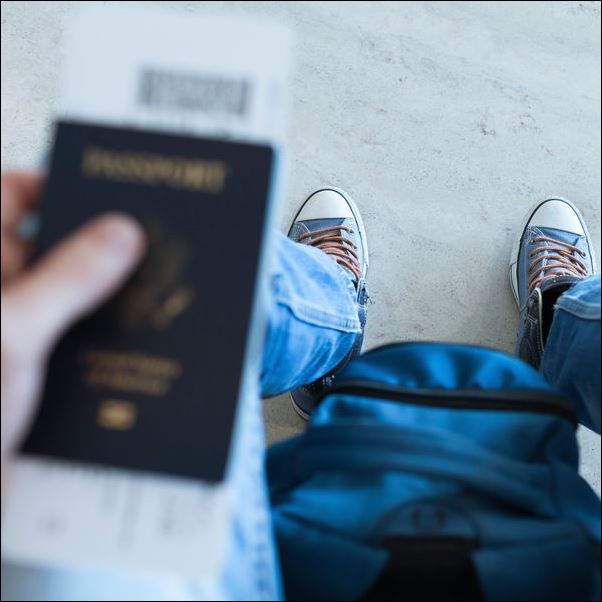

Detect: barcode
[139, 68, 250, 117]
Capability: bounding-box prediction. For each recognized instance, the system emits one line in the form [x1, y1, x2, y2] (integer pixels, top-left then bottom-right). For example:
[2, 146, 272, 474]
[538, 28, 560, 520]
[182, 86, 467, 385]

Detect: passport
[22, 120, 274, 482]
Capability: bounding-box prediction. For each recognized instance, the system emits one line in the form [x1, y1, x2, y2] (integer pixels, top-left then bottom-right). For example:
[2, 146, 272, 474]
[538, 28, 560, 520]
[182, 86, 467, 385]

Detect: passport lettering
[82, 145, 230, 193]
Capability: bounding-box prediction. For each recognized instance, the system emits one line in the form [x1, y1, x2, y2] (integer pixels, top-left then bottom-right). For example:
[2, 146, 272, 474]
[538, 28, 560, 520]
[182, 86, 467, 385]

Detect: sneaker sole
[508, 197, 598, 307]
[290, 395, 311, 421]
[288, 187, 369, 420]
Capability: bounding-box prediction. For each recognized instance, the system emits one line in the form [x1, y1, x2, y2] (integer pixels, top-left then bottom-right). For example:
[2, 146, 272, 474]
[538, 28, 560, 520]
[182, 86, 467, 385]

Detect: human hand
[1, 171, 146, 471]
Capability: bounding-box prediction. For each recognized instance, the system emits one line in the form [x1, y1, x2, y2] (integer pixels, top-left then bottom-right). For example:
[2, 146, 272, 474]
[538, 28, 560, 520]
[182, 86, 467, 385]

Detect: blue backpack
[268, 343, 600, 601]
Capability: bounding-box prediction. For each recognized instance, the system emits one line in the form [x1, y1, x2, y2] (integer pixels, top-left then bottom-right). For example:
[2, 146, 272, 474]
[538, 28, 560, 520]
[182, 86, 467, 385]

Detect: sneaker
[510, 197, 597, 369]
[287, 187, 369, 419]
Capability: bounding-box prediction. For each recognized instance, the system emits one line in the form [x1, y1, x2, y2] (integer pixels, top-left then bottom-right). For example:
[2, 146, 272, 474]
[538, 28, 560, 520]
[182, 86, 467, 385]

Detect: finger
[4, 213, 146, 354]
[1, 234, 32, 284]
[1, 171, 45, 229]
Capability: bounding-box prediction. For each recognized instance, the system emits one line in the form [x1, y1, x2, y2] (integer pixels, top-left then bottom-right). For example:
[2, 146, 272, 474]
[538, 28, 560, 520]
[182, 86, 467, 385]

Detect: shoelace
[528, 235, 588, 293]
[299, 225, 361, 285]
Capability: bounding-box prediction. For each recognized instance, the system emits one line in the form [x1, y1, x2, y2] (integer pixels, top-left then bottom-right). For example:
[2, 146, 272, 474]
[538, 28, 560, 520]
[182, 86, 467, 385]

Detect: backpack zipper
[317, 380, 577, 426]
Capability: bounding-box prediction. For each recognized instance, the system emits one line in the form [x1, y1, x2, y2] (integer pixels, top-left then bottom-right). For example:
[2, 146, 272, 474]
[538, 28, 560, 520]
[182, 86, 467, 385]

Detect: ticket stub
[61, 7, 290, 145]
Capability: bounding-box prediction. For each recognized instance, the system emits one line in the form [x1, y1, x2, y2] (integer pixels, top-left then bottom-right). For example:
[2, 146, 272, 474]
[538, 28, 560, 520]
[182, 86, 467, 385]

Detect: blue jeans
[542, 274, 601, 432]
[2, 234, 600, 600]
[260, 235, 601, 430]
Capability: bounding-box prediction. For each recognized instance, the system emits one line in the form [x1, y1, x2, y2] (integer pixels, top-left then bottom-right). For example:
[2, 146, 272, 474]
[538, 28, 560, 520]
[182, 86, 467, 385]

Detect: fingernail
[94, 213, 146, 257]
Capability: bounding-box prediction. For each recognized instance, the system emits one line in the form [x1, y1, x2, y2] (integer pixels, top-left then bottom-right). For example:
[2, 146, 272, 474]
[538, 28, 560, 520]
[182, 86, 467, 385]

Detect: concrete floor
[2, 1, 600, 494]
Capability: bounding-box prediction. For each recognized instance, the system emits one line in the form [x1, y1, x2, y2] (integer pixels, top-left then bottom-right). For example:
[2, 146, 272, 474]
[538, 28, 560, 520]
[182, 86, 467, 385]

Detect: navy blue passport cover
[21, 121, 274, 482]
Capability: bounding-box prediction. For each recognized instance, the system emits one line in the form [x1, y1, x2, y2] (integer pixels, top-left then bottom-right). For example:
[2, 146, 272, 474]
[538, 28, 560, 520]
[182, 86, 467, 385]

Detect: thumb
[4, 213, 145, 354]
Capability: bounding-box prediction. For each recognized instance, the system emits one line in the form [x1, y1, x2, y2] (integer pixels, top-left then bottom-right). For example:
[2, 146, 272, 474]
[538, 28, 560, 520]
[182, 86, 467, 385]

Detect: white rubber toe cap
[296, 189, 353, 221]
[527, 199, 585, 235]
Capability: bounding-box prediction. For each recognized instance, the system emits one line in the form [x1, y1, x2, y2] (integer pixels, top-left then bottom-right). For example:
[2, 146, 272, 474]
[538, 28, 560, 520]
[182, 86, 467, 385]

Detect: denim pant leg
[261, 232, 363, 397]
[209, 231, 364, 601]
[211, 232, 363, 599]
[541, 275, 601, 433]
